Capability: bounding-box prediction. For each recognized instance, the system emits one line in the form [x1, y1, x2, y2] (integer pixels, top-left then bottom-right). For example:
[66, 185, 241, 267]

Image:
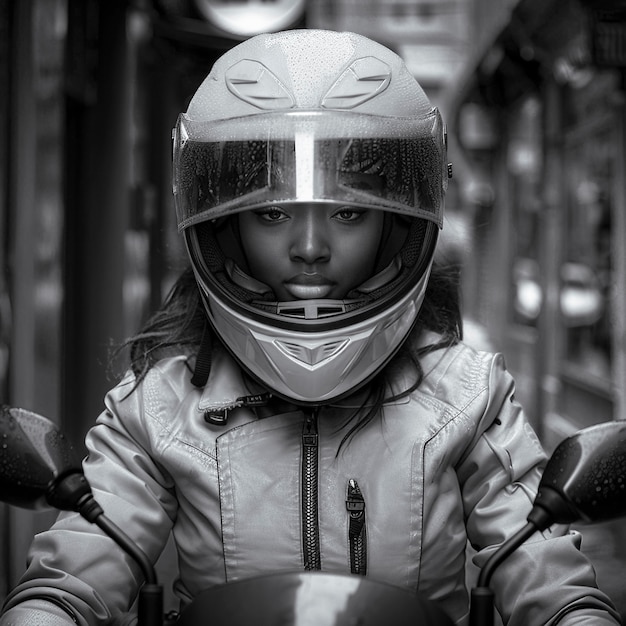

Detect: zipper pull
[302, 409, 319, 448]
[204, 408, 229, 425]
[346, 479, 365, 517]
[346, 478, 367, 576]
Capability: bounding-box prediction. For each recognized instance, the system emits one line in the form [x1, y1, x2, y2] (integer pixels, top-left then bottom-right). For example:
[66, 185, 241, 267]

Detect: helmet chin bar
[185, 216, 438, 404]
[196, 264, 431, 405]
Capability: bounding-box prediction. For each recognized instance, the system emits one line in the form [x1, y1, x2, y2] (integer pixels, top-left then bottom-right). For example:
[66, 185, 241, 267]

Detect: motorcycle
[1, 405, 625, 625]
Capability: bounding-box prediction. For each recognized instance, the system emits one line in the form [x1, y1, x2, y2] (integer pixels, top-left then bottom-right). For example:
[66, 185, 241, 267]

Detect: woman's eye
[257, 207, 286, 222]
[335, 207, 363, 222]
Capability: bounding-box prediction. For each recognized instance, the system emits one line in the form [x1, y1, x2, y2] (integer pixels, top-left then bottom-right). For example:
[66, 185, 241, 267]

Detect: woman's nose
[290, 211, 330, 264]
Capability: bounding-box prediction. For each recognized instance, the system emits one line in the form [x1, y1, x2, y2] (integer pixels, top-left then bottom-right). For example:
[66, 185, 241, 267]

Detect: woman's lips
[284, 274, 336, 299]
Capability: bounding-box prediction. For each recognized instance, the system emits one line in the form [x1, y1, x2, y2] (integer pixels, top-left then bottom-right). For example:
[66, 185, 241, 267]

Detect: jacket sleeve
[0, 372, 178, 626]
[456, 352, 621, 626]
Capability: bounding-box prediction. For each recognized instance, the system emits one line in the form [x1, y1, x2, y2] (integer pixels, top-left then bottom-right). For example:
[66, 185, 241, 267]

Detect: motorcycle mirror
[0, 405, 83, 510]
[471, 420, 626, 626]
[528, 420, 626, 530]
[0, 405, 163, 624]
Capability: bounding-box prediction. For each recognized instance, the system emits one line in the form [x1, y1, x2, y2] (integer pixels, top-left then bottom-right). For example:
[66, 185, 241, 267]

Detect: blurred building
[308, 0, 470, 101]
[444, 2, 626, 616]
[442, 0, 626, 449]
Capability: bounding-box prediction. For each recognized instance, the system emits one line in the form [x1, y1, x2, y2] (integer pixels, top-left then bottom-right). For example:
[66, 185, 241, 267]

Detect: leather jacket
[0, 333, 620, 625]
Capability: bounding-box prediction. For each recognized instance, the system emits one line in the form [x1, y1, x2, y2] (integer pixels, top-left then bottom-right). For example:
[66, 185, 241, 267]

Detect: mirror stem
[470, 521, 537, 626]
[86, 501, 156, 585]
[50, 473, 163, 626]
[477, 521, 536, 588]
[78, 495, 163, 626]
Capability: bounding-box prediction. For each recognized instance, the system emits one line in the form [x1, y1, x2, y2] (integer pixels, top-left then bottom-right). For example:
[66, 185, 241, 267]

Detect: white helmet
[172, 29, 449, 404]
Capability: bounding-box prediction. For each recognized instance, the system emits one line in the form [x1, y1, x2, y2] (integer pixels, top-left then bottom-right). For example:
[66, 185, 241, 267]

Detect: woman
[1, 29, 619, 625]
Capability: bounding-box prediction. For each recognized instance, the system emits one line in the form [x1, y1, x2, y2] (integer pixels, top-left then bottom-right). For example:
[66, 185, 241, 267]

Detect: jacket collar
[197, 344, 252, 413]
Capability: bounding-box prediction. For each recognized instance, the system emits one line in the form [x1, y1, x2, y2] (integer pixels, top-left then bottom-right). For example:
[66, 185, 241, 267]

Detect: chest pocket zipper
[346, 478, 367, 575]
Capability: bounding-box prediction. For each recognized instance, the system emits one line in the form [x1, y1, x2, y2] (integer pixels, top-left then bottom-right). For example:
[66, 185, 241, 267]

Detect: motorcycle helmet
[172, 29, 449, 404]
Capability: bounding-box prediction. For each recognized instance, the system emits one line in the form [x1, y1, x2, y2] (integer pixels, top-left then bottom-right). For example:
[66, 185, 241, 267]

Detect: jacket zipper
[346, 478, 367, 575]
[301, 408, 321, 570]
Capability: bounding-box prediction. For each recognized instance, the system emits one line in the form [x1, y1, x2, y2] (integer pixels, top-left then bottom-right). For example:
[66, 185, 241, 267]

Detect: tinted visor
[173, 110, 446, 231]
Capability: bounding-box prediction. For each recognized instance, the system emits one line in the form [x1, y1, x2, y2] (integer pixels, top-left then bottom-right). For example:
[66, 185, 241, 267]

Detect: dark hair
[121, 259, 462, 448]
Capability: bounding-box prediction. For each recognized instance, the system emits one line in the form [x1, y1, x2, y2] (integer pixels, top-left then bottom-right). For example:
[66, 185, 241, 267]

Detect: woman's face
[238, 203, 384, 300]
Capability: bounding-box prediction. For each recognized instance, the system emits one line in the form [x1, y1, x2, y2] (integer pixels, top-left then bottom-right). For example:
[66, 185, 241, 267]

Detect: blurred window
[508, 95, 543, 326]
[31, 0, 66, 418]
[0, 2, 9, 401]
[1, 0, 67, 598]
[562, 102, 613, 387]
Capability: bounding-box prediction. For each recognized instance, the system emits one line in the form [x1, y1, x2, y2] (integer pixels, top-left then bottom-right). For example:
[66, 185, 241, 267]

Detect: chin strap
[191, 321, 213, 388]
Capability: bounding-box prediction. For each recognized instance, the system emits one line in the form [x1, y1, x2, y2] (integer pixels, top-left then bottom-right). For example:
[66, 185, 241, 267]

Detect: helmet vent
[225, 59, 295, 110]
[276, 300, 347, 319]
[321, 57, 391, 110]
[276, 339, 349, 366]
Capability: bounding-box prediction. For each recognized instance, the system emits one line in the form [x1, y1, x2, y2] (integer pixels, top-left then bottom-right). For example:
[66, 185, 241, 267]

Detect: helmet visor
[173, 110, 446, 231]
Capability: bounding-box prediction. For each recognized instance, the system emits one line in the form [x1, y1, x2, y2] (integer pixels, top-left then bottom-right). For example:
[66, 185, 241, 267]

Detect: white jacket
[0, 333, 620, 625]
